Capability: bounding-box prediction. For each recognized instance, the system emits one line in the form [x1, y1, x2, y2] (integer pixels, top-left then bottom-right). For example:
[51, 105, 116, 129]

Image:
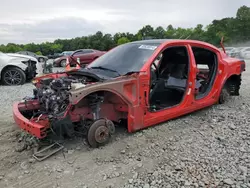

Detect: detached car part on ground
[0, 52, 37, 85]
[13, 39, 245, 149]
[53, 49, 106, 67]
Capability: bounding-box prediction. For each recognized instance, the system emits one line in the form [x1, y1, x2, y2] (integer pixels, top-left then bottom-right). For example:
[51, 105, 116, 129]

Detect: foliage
[0, 6, 250, 55]
[35, 51, 42, 55]
[117, 37, 130, 45]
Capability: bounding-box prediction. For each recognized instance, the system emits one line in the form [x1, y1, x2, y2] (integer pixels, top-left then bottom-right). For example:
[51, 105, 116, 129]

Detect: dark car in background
[53, 49, 106, 67]
[16, 51, 48, 63]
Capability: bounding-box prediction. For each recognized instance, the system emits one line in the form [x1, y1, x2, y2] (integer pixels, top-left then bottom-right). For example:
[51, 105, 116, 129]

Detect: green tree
[117, 37, 130, 45]
[236, 6, 250, 40]
[137, 25, 155, 39]
[36, 51, 42, 55]
[154, 26, 166, 39]
[0, 5, 249, 52]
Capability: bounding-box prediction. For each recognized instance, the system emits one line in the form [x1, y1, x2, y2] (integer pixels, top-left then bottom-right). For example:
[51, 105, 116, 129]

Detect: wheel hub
[95, 126, 109, 143]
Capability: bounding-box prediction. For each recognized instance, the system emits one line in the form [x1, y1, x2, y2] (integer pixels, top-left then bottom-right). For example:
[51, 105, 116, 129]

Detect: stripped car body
[13, 39, 245, 148]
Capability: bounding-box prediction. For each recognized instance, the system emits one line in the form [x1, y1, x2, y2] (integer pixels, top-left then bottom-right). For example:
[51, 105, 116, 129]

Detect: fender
[0, 61, 27, 78]
[69, 76, 145, 132]
[217, 59, 245, 98]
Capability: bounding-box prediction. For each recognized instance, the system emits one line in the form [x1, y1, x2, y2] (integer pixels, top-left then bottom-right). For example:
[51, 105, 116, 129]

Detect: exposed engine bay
[33, 77, 79, 115]
[32, 74, 98, 116]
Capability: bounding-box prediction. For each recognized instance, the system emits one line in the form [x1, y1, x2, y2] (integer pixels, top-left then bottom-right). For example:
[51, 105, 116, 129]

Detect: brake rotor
[87, 118, 116, 147]
[94, 125, 109, 144]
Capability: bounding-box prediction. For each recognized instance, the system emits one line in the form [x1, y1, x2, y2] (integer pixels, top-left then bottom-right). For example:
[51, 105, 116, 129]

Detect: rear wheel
[219, 87, 230, 104]
[1, 67, 26, 85]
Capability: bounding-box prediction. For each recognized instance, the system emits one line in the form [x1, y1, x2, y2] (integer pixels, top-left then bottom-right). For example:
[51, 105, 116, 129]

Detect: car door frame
[73, 50, 93, 63]
[188, 43, 222, 108]
[85, 50, 96, 62]
[72, 51, 85, 64]
[138, 41, 198, 128]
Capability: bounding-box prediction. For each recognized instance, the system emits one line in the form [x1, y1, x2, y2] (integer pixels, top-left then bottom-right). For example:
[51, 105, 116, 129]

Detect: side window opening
[73, 50, 93, 56]
[192, 47, 218, 99]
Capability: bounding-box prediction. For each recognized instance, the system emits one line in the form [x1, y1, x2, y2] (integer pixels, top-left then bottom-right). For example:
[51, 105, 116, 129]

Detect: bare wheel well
[224, 74, 242, 96]
[77, 90, 129, 125]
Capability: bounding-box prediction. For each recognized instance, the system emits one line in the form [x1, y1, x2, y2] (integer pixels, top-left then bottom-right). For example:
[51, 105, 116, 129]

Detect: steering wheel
[150, 62, 160, 86]
[151, 62, 159, 78]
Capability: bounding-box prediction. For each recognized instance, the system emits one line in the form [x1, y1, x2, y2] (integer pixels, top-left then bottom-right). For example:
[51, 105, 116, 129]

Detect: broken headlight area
[17, 76, 89, 138]
[22, 60, 37, 79]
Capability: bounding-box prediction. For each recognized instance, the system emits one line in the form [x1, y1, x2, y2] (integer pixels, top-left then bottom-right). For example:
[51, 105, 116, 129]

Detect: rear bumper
[13, 101, 49, 139]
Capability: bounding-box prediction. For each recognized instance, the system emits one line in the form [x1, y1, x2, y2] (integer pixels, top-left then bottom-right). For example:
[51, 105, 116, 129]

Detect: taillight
[240, 60, 246, 72]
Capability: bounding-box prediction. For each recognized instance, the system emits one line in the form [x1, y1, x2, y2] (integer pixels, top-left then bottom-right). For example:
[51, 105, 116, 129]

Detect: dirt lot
[0, 62, 250, 188]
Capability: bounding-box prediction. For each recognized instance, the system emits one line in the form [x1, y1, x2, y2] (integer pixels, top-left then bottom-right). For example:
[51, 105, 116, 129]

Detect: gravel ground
[0, 61, 250, 188]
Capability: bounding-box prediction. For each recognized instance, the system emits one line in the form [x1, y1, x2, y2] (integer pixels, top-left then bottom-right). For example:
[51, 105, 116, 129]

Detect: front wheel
[1, 67, 26, 85]
[87, 119, 115, 148]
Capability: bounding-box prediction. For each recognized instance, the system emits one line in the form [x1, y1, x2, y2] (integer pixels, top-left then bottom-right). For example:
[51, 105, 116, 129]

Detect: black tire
[60, 59, 67, 67]
[1, 67, 26, 85]
[218, 87, 230, 104]
[38, 57, 45, 63]
[87, 119, 111, 148]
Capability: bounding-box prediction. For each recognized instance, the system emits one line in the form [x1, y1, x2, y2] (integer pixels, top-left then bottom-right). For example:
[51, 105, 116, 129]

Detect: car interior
[149, 46, 189, 111]
[149, 46, 217, 111]
[192, 47, 217, 99]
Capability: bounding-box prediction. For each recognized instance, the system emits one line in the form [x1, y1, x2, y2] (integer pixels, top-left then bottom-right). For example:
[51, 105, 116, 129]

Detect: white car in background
[229, 47, 245, 58]
[239, 47, 250, 59]
[219, 47, 235, 57]
[0, 52, 38, 85]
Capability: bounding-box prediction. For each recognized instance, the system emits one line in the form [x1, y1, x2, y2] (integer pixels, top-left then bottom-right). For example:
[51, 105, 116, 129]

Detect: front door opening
[192, 47, 217, 99]
[149, 46, 189, 111]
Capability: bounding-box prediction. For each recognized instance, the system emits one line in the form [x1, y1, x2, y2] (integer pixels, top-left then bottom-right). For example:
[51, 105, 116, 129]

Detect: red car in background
[53, 49, 106, 67]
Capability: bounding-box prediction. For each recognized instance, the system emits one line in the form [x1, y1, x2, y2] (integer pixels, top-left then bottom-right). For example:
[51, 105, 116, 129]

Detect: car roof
[130, 39, 218, 49]
[131, 39, 213, 45]
[130, 39, 172, 44]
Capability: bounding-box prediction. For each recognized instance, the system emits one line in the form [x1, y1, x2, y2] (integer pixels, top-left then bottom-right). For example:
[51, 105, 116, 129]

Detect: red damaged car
[13, 39, 245, 149]
[53, 49, 106, 67]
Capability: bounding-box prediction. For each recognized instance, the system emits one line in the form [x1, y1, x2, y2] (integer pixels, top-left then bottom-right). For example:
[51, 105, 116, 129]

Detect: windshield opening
[87, 42, 161, 75]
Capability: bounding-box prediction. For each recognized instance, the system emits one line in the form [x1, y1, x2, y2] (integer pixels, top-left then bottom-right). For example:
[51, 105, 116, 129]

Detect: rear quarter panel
[216, 53, 245, 96]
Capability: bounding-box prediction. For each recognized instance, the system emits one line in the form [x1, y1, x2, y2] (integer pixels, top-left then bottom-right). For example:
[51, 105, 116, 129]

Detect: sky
[0, 0, 250, 45]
